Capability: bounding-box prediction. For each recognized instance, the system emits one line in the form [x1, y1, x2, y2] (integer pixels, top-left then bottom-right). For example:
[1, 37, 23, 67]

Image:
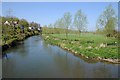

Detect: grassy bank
[42, 33, 119, 63]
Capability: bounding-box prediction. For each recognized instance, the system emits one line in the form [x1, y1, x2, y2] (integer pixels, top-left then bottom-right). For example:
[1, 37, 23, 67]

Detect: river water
[2, 36, 119, 78]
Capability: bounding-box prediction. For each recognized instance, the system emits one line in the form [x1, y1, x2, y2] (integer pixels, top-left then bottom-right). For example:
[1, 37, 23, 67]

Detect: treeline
[1, 16, 41, 46]
[42, 26, 81, 34]
[43, 10, 87, 37]
[43, 4, 119, 38]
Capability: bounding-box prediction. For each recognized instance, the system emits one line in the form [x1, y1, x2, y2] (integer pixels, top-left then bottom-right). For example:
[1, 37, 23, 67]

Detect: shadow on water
[2, 53, 8, 60]
[2, 35, 119, 78]
[2, 41, 26, 59]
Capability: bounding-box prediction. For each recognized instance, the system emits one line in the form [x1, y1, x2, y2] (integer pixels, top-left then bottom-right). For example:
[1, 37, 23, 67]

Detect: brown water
[2, 36, 119, 78]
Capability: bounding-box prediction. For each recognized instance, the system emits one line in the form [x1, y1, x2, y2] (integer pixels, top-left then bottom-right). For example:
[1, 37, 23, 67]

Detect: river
[2, 36, 119, 78]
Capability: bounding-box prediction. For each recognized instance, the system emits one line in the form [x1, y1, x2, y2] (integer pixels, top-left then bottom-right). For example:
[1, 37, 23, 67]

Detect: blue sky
[2, 2, 118, 31]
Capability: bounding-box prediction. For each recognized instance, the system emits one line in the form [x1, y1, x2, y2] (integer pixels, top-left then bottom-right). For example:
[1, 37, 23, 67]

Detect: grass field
[43, 33, 119, 59]
[51, 33, 117, 44]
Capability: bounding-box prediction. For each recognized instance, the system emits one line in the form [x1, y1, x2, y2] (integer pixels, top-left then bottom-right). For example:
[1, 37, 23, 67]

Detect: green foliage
[19, 19, 29, 27]
[104, 17, 117, 36]
[96, 4, 118, 37]
[73, 9, 87, 34]
[2, 16, 40, 46]
[30, 22, 39, 28]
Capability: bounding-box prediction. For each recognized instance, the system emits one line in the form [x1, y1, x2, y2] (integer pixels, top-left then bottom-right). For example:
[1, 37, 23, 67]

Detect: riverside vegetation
[42, 33, 119, 63]
[1, 16, 41, 51]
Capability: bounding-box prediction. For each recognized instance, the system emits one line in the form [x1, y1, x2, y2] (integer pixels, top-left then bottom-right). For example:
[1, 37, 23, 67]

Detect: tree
[73, 9, 87, 36]
[54, 19, 60, 28]
[19, 19, 29, 27]
[54, 18, 65, 34]
[105, 17, 117, 37]
[30, 22, 38, 28]
[63, 12, 72, 38]
[96, 4, 117, 36]
[54, 19, 60, 34]
[58, 18, 65, 29]
[54, 18, 64, 28]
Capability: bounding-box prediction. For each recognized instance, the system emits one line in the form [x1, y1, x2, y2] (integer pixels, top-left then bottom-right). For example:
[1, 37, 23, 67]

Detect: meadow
[43, 33, 119, 61]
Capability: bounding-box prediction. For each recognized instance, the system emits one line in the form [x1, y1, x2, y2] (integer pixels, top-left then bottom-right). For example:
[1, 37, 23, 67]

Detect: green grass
[51, 33, 117, 43]
[43, 33, 119, 59]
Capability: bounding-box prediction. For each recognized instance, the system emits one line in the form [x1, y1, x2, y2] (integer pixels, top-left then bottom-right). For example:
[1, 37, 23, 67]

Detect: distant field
[51, 33, 117, 44]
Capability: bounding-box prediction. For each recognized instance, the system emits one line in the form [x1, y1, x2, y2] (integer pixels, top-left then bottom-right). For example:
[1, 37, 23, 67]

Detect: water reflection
[2, 36, 119, 78]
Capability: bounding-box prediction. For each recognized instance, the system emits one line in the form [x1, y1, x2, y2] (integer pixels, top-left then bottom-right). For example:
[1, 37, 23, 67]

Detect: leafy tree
[105, 17, 117, 37]
[54, 19, 60, 34]
[96, 4, 117, 36]
[19, 19, 29, 27]
[30, 22, 39, 28]
[73, 9, 87, 36]
[63, 12, 72, 38]
[53, 18, 65, 34]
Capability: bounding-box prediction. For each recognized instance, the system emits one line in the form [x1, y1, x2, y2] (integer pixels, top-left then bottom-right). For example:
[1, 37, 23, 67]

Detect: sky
[2, 2, 118, 31]
[2, 0, 119, 2]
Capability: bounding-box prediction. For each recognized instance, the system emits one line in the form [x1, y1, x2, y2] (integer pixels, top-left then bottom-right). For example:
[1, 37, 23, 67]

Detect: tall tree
[96, 4, 117, 36]
[73, 9, 87, 36]
[63, 12, 72, 38]
[54, 19, 60, 34]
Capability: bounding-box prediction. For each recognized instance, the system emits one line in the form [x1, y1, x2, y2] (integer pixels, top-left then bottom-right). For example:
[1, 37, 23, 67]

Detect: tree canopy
[73, 9, 87, 34]
[96, 4, 117, 36]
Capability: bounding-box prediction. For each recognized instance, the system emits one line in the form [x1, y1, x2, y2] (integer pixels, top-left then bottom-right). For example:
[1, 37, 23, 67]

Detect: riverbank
[2, 31, 40, 51]
[42, 34, 119, 64]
